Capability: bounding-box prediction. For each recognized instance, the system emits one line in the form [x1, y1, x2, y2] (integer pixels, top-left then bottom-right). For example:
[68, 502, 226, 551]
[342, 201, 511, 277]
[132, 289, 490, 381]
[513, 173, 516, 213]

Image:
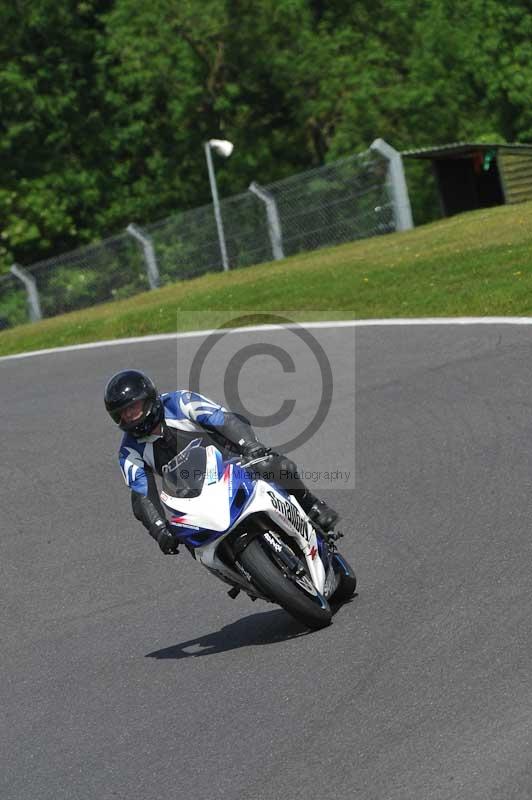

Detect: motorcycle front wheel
[239, 537, 332, 630]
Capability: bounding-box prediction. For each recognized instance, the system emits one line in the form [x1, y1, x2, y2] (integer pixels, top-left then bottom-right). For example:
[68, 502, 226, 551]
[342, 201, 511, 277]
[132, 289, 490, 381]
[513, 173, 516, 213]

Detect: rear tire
[331, 552, 357, 602]
[239, 538, 332, 630]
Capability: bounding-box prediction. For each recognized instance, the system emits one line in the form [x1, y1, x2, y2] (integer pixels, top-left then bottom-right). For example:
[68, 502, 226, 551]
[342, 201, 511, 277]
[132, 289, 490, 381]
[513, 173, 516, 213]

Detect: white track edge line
[1, 317, 532, 362]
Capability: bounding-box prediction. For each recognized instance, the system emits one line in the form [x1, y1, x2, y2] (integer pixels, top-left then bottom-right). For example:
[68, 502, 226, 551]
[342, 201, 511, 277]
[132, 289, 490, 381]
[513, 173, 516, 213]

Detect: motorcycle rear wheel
[240, 538, 332, 630]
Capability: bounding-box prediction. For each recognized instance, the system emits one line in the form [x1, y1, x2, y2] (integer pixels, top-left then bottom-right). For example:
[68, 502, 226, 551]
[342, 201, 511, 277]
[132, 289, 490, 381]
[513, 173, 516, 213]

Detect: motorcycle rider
[104, 369, 339, 554]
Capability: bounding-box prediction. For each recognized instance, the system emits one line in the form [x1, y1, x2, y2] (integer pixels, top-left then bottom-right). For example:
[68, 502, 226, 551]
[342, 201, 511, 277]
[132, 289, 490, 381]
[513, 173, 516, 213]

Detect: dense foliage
[1, 0, 531, 274]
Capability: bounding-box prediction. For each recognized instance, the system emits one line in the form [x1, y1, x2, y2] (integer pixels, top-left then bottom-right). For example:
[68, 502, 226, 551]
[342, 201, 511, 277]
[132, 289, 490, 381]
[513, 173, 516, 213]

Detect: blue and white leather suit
[119, 391, 228, 497]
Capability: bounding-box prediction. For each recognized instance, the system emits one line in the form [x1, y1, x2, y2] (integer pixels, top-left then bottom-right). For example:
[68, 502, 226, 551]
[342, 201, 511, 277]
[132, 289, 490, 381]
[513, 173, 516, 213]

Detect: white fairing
[160, 447, 328, 596]
[161, 448, 232, 531]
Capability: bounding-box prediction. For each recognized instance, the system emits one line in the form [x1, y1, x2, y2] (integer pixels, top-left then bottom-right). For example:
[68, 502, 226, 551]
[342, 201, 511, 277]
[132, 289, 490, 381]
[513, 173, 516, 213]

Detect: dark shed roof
[402, 142, 532, 159]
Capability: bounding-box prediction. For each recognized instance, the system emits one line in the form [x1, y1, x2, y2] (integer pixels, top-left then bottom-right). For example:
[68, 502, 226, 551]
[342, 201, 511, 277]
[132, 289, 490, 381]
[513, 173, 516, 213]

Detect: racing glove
[240, 441, 271, 460]
[131, 490, 179, 554]
[154, 521, 180, 555]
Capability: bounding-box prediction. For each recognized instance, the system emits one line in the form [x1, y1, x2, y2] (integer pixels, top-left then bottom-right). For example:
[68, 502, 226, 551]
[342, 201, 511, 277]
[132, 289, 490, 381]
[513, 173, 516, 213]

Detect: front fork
[226, 514, 343, 598]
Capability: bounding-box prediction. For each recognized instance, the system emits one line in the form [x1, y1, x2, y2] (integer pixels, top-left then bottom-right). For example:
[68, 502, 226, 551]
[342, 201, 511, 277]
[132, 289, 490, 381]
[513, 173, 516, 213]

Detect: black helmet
[104, 369, 164, 438]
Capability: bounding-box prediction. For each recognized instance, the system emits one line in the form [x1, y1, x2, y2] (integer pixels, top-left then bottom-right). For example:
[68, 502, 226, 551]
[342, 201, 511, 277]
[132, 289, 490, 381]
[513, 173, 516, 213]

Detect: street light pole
[204, 139, 233, 272]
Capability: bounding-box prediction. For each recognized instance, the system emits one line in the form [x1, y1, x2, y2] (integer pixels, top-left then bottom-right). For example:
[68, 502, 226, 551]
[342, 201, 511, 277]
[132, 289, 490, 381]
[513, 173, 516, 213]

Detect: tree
[0, 0, 108, 272]
[2, 0, 532, 274]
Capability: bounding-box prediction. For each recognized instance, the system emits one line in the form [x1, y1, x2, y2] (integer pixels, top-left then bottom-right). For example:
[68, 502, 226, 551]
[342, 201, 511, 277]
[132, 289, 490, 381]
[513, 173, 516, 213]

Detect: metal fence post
[126, 224, 161, 289]
[248, 181, 285, 260]
[10, 263, 42, 322]
[370, 138, 414, 231]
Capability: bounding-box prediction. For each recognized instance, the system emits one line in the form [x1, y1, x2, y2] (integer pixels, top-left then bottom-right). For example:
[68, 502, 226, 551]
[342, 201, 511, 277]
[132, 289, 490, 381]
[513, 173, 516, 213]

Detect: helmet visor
[110, 398, 148, 428]
[119, 399, 145, 425]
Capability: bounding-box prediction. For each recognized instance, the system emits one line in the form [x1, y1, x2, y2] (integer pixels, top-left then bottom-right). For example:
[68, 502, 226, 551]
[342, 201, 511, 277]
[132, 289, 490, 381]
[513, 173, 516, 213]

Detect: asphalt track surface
[2, 323, 532, 800]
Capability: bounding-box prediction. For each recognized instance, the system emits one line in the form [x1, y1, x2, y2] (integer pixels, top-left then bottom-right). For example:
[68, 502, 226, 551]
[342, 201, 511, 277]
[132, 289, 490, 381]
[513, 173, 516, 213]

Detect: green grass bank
[2, 201, 532, 357]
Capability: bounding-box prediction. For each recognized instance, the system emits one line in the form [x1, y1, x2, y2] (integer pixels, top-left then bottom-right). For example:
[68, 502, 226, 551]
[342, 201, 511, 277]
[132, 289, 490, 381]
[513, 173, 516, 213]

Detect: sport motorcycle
[160, 439, 357, 630]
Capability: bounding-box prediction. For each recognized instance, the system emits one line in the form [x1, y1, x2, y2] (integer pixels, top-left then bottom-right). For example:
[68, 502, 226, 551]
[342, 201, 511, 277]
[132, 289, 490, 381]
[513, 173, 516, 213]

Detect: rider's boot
[299, 492, 339, 531]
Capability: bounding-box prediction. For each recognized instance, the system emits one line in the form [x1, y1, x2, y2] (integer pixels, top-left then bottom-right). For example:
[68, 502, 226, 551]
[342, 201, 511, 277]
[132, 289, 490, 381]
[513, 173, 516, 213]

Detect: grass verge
[1, 201, 532, 357]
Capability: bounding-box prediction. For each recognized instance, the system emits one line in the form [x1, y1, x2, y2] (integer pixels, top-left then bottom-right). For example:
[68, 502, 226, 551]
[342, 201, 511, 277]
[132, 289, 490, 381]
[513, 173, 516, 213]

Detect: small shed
[402, 142, 532, 217]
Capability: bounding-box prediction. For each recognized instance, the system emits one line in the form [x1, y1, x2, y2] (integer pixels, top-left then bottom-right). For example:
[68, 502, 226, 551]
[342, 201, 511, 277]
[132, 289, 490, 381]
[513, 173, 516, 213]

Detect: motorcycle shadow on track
[145, 600, 355, 661]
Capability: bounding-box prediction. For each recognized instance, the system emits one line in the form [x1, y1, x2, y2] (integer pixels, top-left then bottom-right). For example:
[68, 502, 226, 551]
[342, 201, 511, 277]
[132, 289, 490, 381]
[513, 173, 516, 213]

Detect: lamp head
[208, 139, 234, 158]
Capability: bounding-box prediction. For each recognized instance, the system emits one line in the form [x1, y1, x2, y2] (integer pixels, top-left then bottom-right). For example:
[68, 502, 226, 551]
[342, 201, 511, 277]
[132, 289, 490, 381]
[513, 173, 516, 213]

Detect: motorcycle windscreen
[161, 445, 207, 499]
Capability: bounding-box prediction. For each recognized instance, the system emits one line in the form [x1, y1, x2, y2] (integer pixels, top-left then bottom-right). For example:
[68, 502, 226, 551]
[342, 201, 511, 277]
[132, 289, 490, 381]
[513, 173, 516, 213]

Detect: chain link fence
[0, 145, 401, 328]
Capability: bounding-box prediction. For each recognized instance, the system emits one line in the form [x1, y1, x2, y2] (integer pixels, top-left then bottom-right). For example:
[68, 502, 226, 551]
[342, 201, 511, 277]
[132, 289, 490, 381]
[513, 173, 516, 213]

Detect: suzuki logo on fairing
[267, 491, 308, 537]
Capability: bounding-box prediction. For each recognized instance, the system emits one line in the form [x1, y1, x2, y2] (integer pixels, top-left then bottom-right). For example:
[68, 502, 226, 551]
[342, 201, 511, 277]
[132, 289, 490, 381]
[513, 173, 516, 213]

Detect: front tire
[239, 538, 332, 630]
